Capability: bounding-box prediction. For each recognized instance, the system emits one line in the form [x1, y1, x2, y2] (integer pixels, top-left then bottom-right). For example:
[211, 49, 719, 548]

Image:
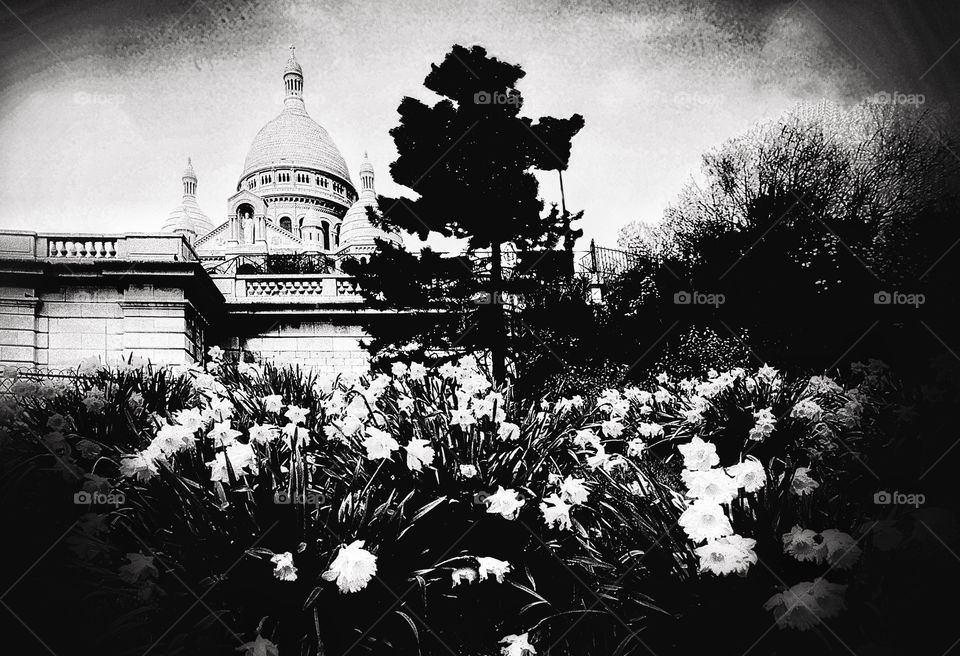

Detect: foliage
[606, 102, 960, 378]
[2, 356, 951, 655]
[343, 44, 586, 381]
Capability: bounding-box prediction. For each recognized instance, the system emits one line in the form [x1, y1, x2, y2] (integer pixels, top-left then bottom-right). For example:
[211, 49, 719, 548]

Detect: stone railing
[0, 231, 200, 263]
[47, 239, 117, 258]
[211, 273, 364, 303]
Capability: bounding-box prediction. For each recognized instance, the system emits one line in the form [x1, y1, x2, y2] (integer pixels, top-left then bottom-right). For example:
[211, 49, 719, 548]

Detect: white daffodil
[322, 540, 378, 593]
[540, 494, 572, 530]
[484, 486, 525, 520]
[405, 437, 435, 472]
[270, 551, 297, 581]
[362, 427, 400, 461]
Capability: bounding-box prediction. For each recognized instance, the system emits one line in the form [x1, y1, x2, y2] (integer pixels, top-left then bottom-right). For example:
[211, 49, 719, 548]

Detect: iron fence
[0, 367, 94, 397]
[204, 253, 335, 275]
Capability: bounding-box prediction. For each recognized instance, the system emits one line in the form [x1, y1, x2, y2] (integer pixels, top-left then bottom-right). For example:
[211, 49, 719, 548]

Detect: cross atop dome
[283, 44, 304, 92]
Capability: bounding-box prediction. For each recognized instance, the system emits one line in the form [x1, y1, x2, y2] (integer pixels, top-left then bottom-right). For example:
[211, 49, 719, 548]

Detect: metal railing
[204, 253, 335, 275]
[0, 367, 94, 397]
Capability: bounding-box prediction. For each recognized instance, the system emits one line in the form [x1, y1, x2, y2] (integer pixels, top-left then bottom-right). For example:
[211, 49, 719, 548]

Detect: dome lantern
[283, 44, 304, 109]
[182, 157, 197, 197]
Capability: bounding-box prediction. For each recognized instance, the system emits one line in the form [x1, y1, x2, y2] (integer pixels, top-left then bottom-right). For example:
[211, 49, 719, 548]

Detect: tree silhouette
[345, 44, 585, 381]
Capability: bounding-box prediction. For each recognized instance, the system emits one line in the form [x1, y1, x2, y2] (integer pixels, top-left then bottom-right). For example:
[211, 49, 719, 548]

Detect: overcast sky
[1, 0, 957, 249]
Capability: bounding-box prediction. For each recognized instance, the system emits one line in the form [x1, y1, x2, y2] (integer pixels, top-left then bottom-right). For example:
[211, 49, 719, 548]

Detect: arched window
[334, 223, 341, 247]
[321, 221, 330, 250]
[279, 216, 292, 233]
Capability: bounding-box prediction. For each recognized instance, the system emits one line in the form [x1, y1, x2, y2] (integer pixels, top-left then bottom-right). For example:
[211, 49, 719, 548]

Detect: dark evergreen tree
[344, 44, 585, 382]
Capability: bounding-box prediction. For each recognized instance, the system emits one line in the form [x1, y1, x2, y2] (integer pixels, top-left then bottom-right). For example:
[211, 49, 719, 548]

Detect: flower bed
[0, 357, 935, 655]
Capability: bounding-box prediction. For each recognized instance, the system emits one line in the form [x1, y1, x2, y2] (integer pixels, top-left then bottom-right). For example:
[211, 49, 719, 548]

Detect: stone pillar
[0, 295, 39, 367]
[227, 215, 240, 245]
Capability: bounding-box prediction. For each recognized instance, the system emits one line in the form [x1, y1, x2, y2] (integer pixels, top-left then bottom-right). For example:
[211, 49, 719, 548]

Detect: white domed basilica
[0, 48, 405, 374]
[169, 47, 401, 260]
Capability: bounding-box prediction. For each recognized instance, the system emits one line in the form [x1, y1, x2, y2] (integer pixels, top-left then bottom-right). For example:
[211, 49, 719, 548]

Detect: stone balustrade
[0, 231, 200, 263]
[208, 273, 363, 303]
[48, 239, 117, 258]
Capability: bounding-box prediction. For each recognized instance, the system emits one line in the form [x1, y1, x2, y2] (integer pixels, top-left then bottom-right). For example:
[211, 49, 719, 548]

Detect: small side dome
[163, 157, 213, 239]
[340, 155, 402, 251]
[340, 200, 402, 249]
[301, 207, 324, 228]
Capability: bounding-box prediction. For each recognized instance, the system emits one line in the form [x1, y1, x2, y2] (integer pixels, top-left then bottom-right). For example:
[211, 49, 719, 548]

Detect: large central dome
[240, 48, 351, 184]
[241, 103, 351, 182]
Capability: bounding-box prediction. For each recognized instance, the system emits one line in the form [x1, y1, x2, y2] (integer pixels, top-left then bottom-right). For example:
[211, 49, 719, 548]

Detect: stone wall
[0, 231, 377, 375]
[228, 318, 370, 375]
[0, 283, 206, 368]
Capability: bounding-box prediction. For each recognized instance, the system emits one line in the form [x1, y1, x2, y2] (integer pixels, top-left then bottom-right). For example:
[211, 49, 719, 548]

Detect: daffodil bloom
[477, 557, 512, 582]
[782, 525, 825, 563]
[695, 534, 757, 575]
[118, 553, 158, 584]
[284, 405, 309, 425]
[207, 442, 258, 482]
[261, 394, 283, 413]
[236, 635, 279, 656]
[363, 427, 399, 460]
[500, 632, 536, 656]
[322, 540, 378, 593]
[484, 486, 525, 520]
[726, 457, 766, 492]
[679, 499, 734, 543]
[682, 468, 739, 505]
[790, 467, 819, 496]
[819, 529, 861, 569]
[451, 567, 478, 587]
[270, 551, 297, 581]
[174, 407, 205, 432]
[248, 423, 280, 444]
[540, 494, 572, 530]
[207, 420, 242, 447]
[409, 362, 428, 380]
[405, 438, 435, 471]
[497, 422, 520, 441]
[120, 450, 160, 482]
[558, 476, 590, 505]
[790, 399, 823, 421]
[677, 436, 720, 471]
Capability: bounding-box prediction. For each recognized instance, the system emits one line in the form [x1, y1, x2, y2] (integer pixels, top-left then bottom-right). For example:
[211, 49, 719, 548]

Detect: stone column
[0, 295, 39, 367]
